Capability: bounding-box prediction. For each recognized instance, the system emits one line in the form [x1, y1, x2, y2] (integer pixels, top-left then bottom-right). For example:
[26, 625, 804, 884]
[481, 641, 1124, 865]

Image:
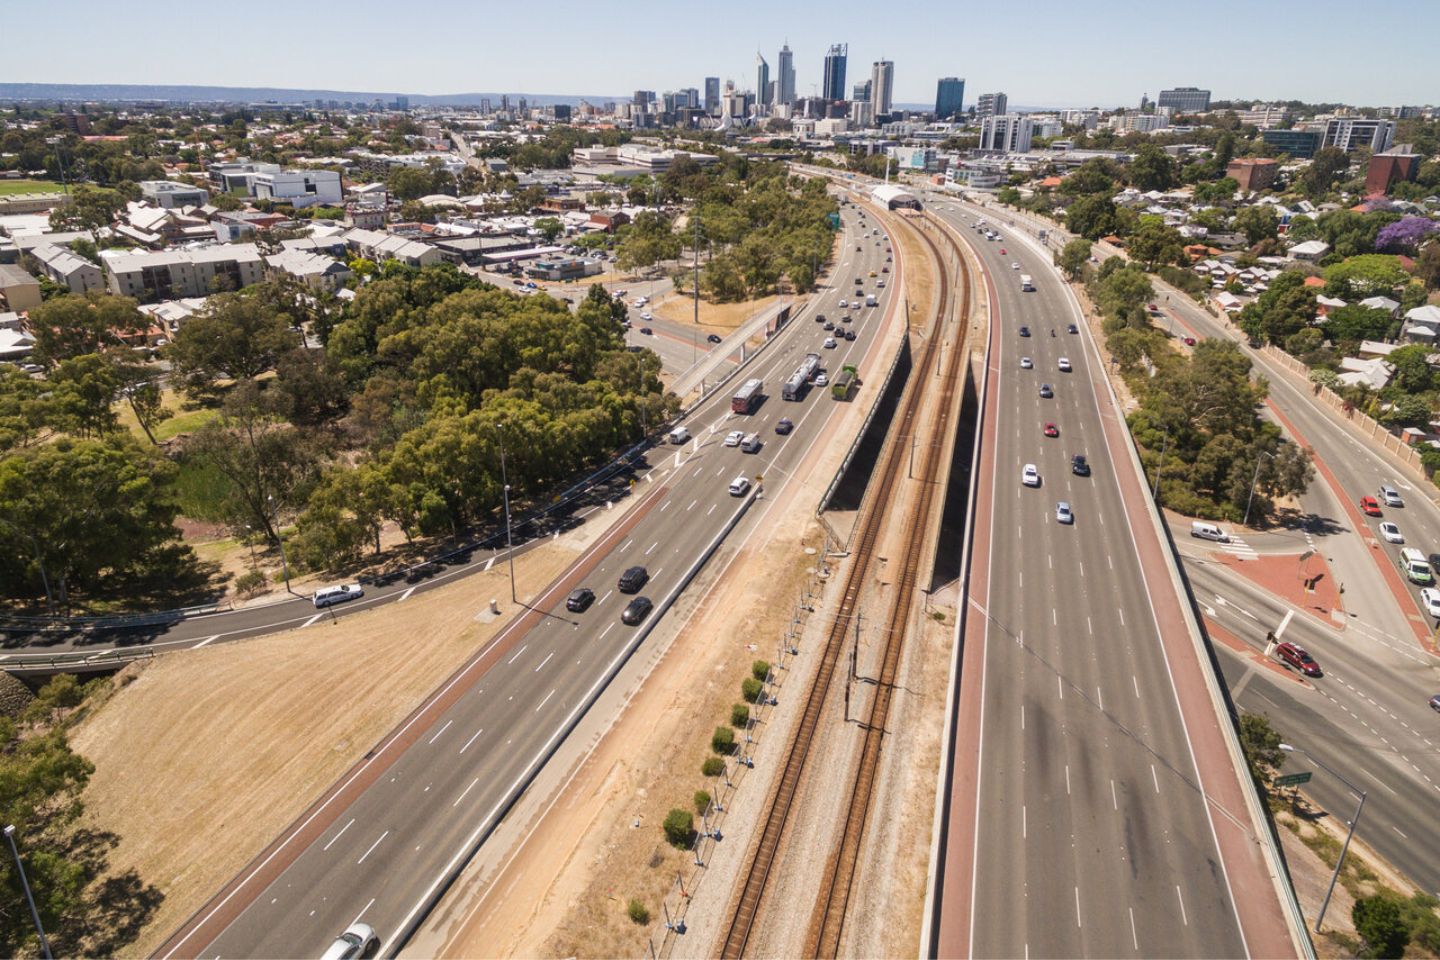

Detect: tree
[1127, 218, 1185, 270]
[1387, 344, 1434, 393]
[1233, 205, 1279, 245]
[1093, 262, 1154, 319]
[1057, 238, 1092, 280]
[1353, 896, 1409, 959]
[386, 166, 434, 202]
[662, 808, 694, 847]
[1323, 304, 1394, 345]
[1323, 254, 1408, 299]
[48, 352, 122, 437]
[1317, 209, 1400, 259]
[1376, 216, 1439, 254]
[1236, 712, 1284, 787]
[1064, 194, 1117, 240]
[27, 293, 146, 366]
[168, 291, 300, 391]
[1191, 177, 1239, 208]
[46, 184, 126, 242]
[1128, 144, 1175, 192]
[1302, 147, 1350, 198]
[996, 185, 1022, 206]
[1238, 271, 1317, 346]
[533, 217, 563, 242]
[1418, 241, 1440, 291]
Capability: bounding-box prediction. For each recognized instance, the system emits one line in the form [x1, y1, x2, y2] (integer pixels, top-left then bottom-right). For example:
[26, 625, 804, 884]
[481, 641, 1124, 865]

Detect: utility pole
[5, 825, 51, 960]
[496, 424, 517, 604]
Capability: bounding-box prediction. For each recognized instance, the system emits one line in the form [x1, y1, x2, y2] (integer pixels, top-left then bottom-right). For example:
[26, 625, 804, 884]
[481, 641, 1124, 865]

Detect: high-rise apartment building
[935, 77, 965, 120]
[870, 60, 894, 116]
[756, 52, 770, 107]
[1323, 117, 1396, 154]
[777, 43, 796, 106]
[1156, 86, 1211, 113]
[976, 92, 1007, 119]
[823, 44, 848, 102]
[704, 77, 720, 114]
[978, 114, 1033, 153]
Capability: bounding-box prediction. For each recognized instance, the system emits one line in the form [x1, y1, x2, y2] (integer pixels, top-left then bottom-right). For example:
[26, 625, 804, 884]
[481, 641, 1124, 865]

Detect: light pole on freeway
[495, 423, 517, 604]
[1278, 742, 1365, 933]
[5, 824, 51, 959]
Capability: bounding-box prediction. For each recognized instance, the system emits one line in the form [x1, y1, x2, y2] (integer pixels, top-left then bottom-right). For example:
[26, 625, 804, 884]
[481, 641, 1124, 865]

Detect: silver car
[1056, 501, 1074, 524]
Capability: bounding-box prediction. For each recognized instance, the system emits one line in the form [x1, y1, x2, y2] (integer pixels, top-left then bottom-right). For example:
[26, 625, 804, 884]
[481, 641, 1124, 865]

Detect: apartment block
[978, 114, 1033, 153]
[103, 244, 264, 301]
[1323, 117, 1396, 154]
[139, 180, 211, 209]
[1226, 158, 1279, 192]
[29, 243, 105, 294]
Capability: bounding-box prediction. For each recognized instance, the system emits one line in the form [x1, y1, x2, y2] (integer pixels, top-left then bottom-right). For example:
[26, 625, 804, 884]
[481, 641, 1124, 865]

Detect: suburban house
[263, 248, 353, 291]
[1289, 239, 1331, 262]
[0, 263, 41, 312]
[1336, 356, 1395, 390]
[341, 228, 444, 268]
[29, 243, 105, 294]
[0, 312, 36, 361]
[103, 244, 265, 302]
[1401, 304, 1440, 344]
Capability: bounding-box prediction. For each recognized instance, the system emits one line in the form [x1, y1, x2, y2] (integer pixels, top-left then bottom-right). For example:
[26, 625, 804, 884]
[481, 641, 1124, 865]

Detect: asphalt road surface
[159, 198, 903, 958]
[931, 200, 1249, 957]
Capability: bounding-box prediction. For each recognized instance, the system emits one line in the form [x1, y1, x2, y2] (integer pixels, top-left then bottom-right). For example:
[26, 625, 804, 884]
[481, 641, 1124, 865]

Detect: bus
[782, 354, 821, 400]
[731, 378, 764, 414]
[1020, 274, 1034, 291]
[831, 364, 858, 401]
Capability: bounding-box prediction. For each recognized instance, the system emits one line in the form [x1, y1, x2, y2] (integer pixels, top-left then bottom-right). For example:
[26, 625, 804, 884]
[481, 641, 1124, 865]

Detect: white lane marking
[507, 644, 528, 665]
[459, 727, 484, 754]
[427, 719, 453, 744]
[599, 623, 614, 641]
[1118, 608, 1125, 627]
[1075, 886, 1082, 928]
[660, 500, 670, 512]
[1058, 676, 1064, 700]
[1133, 675, 1141, 699]
[687, 499, 697, 511]
[1079, 561, 1085, 578]
[453, 777, 479, 807]
[1175, 885, 1188, 926]
[1108, 554, 1114, 570]
[1021, 704, 1025, 730]
[1395, 825, 1409, 840]
[1129, 907, 1139, 951]
[322, 818, 354, 851]
[1097, 686, 1104, 712]
[535, 688, 555, 712]
[652, 567, 664, 580]
[1022, 805, 1027, 839]
[356, 830, 389, 865]
[645, 541, 659, 556]
[195, 634, 221, 648]
[1111, 779, 1119, 810]
[484, 557, 494, 571]
[1065, 764, 1072, 795]
[399, 586, 416, 602]
[707, 503, 717, 516]
[351, 897, 375, 927]
[599, 589, 612, 605]
[302, 613, 323, 628]
[534, 651, 554, 672]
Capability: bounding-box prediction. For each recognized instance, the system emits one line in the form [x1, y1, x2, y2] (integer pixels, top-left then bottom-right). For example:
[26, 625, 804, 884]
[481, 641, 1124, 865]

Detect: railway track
[719, 211, 971, 959]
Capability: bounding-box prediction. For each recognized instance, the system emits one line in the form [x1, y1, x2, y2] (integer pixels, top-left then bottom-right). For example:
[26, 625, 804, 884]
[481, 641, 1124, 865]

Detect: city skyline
[6, 0, 1438, 108]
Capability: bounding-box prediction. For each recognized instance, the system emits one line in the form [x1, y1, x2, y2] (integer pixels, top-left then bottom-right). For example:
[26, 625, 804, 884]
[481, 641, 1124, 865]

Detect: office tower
[553, 104, 572, 121]
[777, 43, 796, 105]
[682, 87, 700, 109]
[704, 77, 720, 113]
[1139, 92, 1150, 112]
[1156, 86, 1211, 113]
[518, 97, 527, 113]
[853, 79, 871, 103]
[501, 94, 510, 112]
[480, 98, 492, 114]
[1323, 117, 1396, 154]
[633, 90, 653, 107]
[976, 92, 1007, 119]
[935, 77, 965, 120]
[870, 60, 894, 116]
[979, 115, 1033, 153]
[756, 52, 771, 107]
[823, 44, 848, 101]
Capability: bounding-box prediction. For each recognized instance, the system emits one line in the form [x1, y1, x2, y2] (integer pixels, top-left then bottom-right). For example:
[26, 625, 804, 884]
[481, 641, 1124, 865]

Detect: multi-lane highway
[931, 202, 1253, 956]
[157, 194, 906, 958]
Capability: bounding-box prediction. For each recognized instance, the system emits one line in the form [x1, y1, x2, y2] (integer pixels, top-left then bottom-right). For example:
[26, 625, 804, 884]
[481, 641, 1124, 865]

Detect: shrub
[693, 790, 711, 814]
[627, 898, 650, 925]
[701, 756, 726, 777]
[711, 725, 735, 755]
[662, 808, 694, 847]
[1353, 895, 1409, 958]
[741, 678, 763, 703]
[730, 703, 750, 728]
[234, 569, 268, 598]
[751, 660, 771, 682]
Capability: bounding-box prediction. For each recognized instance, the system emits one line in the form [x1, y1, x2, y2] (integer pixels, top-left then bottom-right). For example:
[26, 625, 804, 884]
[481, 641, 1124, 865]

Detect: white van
[668, 426, 690, 444]
[1191, 521, 1229, 543]
[313, 583, 365, 609]
[1399, 548, 1434, 585]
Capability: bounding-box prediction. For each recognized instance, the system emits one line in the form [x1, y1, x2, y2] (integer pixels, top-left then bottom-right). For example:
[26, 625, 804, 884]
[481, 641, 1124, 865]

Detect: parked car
[1276, 641, 1322, 678]
[565, 588, 595, 612]
[1183, 336, 1197, 346]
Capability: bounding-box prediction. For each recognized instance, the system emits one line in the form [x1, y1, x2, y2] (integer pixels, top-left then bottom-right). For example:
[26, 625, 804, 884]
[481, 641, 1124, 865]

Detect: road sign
[1276, 772, 1313, 787]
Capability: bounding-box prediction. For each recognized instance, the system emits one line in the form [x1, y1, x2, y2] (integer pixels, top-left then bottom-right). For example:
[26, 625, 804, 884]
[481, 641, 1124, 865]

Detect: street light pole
[1152, 428, 1169, 501]
[1279, 743, 1366, 933]
[495, 425, 517, 605]
[5, 825, 52, 960]
[1243, 450, 1277, 527]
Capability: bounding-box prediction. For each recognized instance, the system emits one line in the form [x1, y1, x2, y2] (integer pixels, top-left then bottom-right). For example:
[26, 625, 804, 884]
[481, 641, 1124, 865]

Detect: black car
[1040, 383, 1054, 398]
[1019, 326, 1031, 337]
[1067, 323, 1079, 334]
[823, 321, 835, 331]
[618, 565, 649, 593]
[1071, 454, 1090, 477]
[841, 314, 852, 323]
[566, 587, 595, 612]
[707, 333, 723, 343]
[855, 278, 864, 285]
[776, 418, 794, 435]
[621, 596, 653, 626]
[639, 327, 653, 335]
[844, 329, 856, 341]
[816, 313, 827, 323]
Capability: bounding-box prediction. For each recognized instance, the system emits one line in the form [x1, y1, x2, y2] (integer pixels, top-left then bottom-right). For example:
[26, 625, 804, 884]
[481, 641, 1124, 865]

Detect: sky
[6, 0, 1437, 109]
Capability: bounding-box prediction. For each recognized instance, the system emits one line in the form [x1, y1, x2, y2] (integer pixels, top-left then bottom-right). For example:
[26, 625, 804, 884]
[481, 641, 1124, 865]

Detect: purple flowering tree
[1376, 216, 1439, 253]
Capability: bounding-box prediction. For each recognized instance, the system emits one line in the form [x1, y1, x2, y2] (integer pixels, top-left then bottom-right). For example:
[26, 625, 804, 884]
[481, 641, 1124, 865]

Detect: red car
[1359, 496, 1382, 516]
[999, 248, 1007, 255]
[1183, 336, 1197, 346]
[1276, 641, 1323, 678]
[1043, 422, 1059, 438]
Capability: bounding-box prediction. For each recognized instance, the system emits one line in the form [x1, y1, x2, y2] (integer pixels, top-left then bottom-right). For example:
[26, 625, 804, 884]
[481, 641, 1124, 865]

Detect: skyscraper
[976, 92, 1007, 119]
[822, 44, 848, 102]
[935, 77, 965, 120]
[870, 60, 894, 116]
[777, 43, 796, 106]
[704, 77, 720, 114]
[852, 80, 871, 103]
[756, 52, 770, 107]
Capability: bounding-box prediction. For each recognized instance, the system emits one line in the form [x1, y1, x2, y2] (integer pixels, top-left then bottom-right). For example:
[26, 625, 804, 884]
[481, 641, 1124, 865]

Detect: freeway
[158, 192, 905, 958]
[1181, 551, 1440, 892]
[931, 203, 1256, 956]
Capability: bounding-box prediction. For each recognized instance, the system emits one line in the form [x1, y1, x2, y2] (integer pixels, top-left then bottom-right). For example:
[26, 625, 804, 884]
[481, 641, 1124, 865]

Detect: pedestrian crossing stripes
[1219, 535, 1259, 561]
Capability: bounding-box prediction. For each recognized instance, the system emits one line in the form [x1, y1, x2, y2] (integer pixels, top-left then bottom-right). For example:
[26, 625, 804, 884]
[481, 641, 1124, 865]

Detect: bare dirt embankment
[68, 515, 619, 958]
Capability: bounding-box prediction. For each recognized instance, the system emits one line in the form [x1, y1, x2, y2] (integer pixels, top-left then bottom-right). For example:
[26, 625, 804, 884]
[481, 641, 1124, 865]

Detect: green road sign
[1275, 772, 1313, 787]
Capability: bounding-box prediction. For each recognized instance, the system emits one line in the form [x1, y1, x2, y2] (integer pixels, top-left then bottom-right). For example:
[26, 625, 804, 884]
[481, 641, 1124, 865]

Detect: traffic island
[1210, 550, 1346, 627]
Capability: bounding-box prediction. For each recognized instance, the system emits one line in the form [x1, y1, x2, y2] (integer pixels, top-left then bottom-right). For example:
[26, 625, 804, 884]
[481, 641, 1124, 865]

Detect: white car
[1020, 357, 1033, 369]
[633, 296, 648, 307]
[729, 475, 751, 497]
[1022, 464, 1040, 487]
[824, 337, 838, 348]
[1421, 587, 1440, 619]
[1011, 262, 1021, 270]
[839, 298, 848, 308]
[1056, 501, 1074, 524]
[723, 430, 744, 447]
[640, 311, 653, 321]
[1380, 521, 1404, 543]
[815, 373, 829, 386]
[1058, 357, 1072, 372]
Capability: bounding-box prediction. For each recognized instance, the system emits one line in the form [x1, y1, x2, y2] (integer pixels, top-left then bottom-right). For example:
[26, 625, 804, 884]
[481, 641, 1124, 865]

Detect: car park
[1276, 641, 1322, 678]
[1043, 422, 1059, 438]
[775, 417, 794, 435]
[621, 596, 653, 625]
[1421, 587, 1440, 619]
[1380, 521, 1404, 543]
[1056, 501, 1074, 524]
[1022, 464, 1040, 487]
[1360, 495, 1382, 516]
[565, 588, 595, 612]
[618, 565, 649, 593]
[1019, 326, 1031, 337]
[1380, 484, 1404, 507]
[724, 430, 744, 447]
[1020, 357, 1033, 369]
[1058, 358, 1072, 372]
[1039, 383, 1053, 398]
[1071, 454, 1090, 476]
